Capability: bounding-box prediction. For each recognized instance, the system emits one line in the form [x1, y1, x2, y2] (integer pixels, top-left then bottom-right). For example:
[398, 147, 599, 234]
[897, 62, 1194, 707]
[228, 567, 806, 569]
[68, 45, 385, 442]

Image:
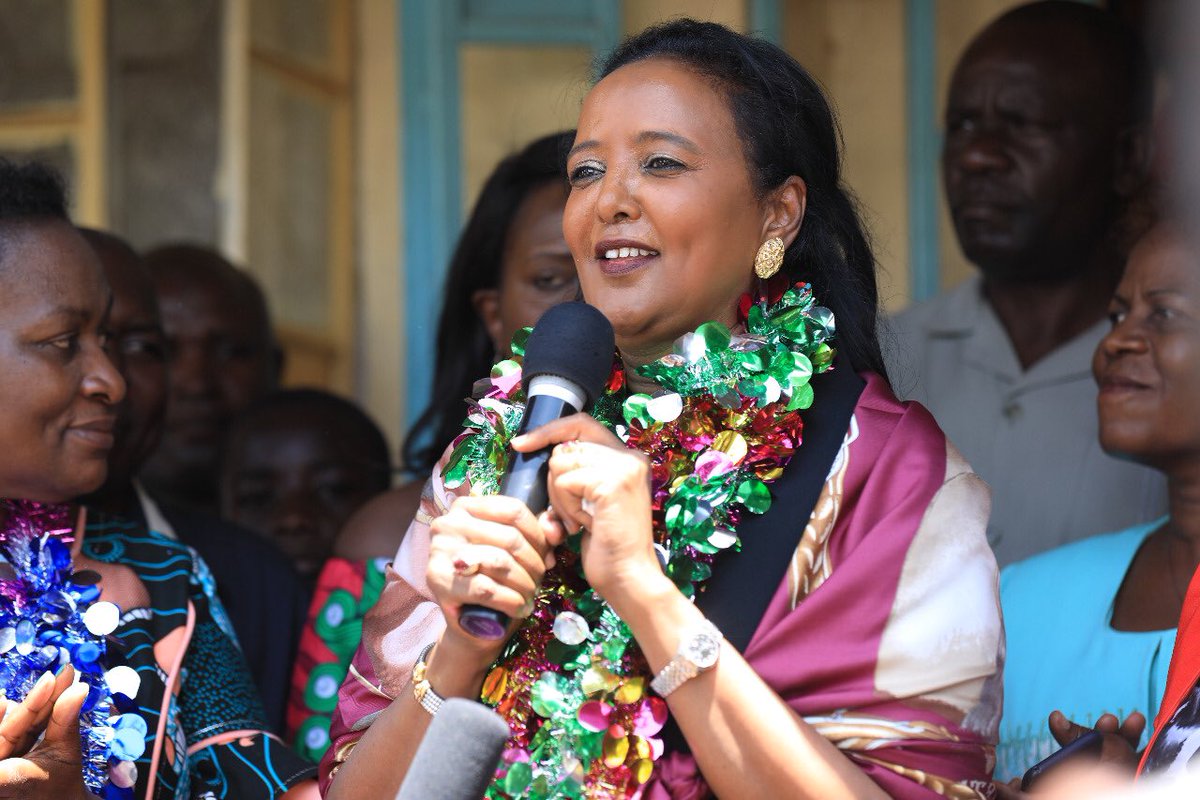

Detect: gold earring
[754, 237, 785, 279]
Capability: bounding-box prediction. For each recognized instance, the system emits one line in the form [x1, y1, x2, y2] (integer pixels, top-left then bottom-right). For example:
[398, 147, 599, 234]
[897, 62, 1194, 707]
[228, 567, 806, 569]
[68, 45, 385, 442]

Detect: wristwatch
[411, 642, 445, 716]
[650, 619, 723, 698]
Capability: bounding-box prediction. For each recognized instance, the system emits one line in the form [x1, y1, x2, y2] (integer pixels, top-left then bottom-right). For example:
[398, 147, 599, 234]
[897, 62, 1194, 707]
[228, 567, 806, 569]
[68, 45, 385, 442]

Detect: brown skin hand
[0, 668, 92, 800]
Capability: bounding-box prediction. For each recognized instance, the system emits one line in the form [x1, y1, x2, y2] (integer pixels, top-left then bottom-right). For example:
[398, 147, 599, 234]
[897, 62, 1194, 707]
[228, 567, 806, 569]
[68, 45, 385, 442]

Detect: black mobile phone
[1020, 730, 1105, 791]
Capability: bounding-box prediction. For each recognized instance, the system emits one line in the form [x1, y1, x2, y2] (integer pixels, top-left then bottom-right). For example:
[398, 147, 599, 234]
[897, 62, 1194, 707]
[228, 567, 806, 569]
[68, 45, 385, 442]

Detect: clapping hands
[0, 664, 92, 800]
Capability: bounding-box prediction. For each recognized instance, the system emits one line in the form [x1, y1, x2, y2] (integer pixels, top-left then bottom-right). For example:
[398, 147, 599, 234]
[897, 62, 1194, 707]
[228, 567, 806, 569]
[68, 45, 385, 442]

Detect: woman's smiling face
[563, 58, 771, 361]
[1094, 223, 1200, 470]
[0, 220, 125, 501]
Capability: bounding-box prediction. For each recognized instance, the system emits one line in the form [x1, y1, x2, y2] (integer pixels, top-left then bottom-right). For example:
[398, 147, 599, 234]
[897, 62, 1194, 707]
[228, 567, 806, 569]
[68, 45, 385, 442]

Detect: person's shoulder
[82, 509, 208, 591]
[854, 373, 946, 459]
[334, 480, 424, 561]
[883, 278, 984, 400]
[1001, 520, 1161, 596]
[830, 376, 975, 536]
[160, 503, 300, 580]
[84, 507, 191, 554]
[889, 277, 981, 337]
[889, 294, 938, 337]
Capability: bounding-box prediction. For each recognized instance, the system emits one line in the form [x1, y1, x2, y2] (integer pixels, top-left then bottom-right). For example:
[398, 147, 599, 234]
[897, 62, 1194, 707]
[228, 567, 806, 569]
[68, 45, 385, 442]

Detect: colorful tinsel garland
[441, 280, 835, 799]
[0, 500, 146, 798]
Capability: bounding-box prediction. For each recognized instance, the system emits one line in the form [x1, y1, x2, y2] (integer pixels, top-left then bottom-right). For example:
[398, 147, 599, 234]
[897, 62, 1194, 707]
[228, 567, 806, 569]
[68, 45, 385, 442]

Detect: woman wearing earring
[322, 20, 1002, 800]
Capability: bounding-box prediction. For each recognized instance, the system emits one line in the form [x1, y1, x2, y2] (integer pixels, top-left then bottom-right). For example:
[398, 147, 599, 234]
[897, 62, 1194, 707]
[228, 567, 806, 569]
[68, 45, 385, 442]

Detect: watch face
[684, 632, 721, 669]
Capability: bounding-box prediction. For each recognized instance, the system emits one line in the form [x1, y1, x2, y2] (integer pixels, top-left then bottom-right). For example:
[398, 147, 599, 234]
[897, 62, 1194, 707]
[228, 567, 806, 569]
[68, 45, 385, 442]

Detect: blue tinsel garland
[0, 500, 146, 798]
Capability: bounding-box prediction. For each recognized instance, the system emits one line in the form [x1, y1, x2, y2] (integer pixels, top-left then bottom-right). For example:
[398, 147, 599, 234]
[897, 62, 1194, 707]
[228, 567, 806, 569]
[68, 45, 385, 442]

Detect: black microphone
[458, 302, 614, 639]
[395, 698, 511, 800]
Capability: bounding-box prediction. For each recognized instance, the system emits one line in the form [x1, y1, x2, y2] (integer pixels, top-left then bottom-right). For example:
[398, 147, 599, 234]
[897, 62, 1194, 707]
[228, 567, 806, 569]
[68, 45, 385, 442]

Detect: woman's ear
[762, 176, 807, 249]
[471, 288, 505, 355]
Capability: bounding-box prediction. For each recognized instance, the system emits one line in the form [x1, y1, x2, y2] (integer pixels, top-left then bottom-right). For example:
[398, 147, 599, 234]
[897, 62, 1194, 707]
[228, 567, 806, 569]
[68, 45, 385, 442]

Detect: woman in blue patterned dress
[0, 159, 318, 799]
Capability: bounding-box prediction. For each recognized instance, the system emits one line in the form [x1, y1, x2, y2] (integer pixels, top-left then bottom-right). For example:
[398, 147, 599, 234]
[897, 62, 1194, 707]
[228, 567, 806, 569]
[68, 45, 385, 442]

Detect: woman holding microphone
[324, 20, 1002, 800]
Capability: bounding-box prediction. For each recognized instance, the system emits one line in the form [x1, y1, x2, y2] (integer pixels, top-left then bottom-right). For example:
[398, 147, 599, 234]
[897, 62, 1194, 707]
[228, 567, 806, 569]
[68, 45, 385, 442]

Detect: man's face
[89, 237, 168, 492]
[942, 24, 1125, 283]
[220, 405, 387, 583]
[145, 269, 277, 499]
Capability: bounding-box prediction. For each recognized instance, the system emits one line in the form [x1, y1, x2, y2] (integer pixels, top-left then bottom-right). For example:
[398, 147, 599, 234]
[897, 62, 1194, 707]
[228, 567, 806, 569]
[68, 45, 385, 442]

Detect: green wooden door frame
[906, 0, 941, 302]
[398, 1, 619, 445]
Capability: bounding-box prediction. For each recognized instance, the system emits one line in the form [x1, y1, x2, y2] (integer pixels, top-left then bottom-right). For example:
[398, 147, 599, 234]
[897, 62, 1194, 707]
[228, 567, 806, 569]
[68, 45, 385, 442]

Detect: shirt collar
[133, 480, 178, 540]
[923, 275, 1108, 385]
[921, 276, 989, 336]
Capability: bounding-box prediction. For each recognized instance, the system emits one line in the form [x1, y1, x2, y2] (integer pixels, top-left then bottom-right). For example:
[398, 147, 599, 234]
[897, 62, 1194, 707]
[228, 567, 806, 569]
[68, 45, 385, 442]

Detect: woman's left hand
[511, 413, 665, 606]
[0, 665, 92, 799]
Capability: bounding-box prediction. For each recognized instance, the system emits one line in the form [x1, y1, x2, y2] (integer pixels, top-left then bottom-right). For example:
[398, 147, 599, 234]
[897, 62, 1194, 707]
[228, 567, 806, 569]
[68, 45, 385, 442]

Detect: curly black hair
[0, 158, 69, 222]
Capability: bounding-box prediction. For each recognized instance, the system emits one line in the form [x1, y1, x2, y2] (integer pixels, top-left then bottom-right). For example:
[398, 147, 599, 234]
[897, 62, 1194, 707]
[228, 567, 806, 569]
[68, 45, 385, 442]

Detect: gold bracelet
[411, 642, 445, 716]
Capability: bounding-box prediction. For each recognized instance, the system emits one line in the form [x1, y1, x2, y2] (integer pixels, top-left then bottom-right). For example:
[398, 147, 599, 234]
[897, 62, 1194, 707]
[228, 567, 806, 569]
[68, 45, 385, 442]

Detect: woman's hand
[426, 495, 558, 656]
[0, 665, 92, 799]
[512, 413, 666, 610]
[992, 710, 1143, 798]
[1048, 709, 1143, 771]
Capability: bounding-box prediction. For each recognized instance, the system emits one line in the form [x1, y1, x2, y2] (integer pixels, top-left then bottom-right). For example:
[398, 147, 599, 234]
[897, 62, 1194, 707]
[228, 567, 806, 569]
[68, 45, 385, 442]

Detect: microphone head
[522, 302, 615, 409]
[396, 698, 511, 800]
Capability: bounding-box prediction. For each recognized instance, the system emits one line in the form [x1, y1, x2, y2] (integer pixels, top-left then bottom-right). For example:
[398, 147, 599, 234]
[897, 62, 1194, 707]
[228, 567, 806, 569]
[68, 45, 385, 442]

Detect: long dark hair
[599, 20, 887, 378]
[402, 131, 575, 474]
